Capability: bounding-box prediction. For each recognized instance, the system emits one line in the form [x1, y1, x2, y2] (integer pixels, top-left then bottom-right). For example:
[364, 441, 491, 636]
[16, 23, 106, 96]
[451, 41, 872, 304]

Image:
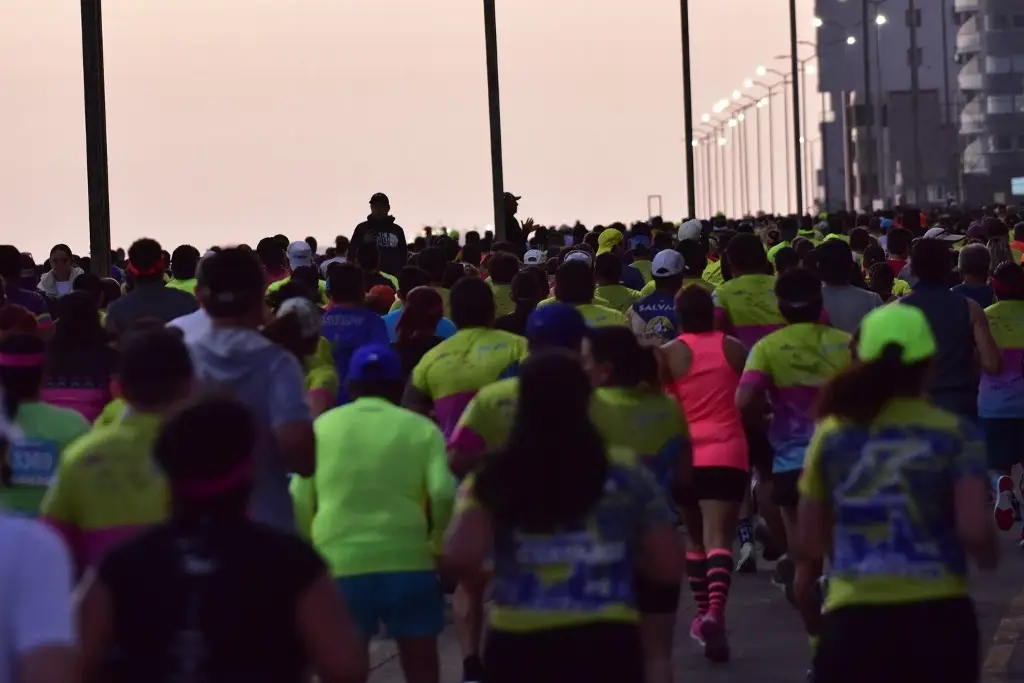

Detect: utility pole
[908, 0, 924, 204]
[680, 0, 697, 217]
[80, 0, 111, 278]
[860, 0, 875, 207]
[821, 92, 831, 210]
[483, 0, 506, 241]
[788, 0, 804, 215]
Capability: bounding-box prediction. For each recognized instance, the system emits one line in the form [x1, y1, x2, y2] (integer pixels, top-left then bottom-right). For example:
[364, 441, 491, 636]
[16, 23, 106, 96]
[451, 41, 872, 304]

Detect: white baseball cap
[287, 241, 315, 270]
[923, 227, 963, 242]
[651, 249, 685, 278]
[277, 297, 322, 340]
[564, 250, 594, 266]
[677, 219, 703, 242]
[523, 249, 545, 265]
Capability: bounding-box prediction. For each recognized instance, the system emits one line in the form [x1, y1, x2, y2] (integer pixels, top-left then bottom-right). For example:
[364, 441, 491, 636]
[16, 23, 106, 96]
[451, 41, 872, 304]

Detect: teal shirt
[1, 402, 90, 515]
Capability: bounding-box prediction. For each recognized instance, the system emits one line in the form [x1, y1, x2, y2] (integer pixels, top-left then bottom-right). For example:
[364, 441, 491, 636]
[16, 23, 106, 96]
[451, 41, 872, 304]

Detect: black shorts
[746, 427, 774, 475]
[771, 469, 803, 508]
[634, 578, 682, 615]
[485, 623, 643, 683]
[675, 466, 749, 506]
[815, 598, 978, 683]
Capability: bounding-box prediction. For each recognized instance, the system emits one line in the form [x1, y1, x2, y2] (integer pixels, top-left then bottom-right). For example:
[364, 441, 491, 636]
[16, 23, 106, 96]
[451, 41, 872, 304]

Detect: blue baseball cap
[879, 218, 894, 231]
[526, 303, 589, 350]
[347, 343, 404, 382]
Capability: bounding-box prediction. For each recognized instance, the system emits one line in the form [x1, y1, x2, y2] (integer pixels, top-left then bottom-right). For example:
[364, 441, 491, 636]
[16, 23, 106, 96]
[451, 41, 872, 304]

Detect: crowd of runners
[1, 190, 1021, 683]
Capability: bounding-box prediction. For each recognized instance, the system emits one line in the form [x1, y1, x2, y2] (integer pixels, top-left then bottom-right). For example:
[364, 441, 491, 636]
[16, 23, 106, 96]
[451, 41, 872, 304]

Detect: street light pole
[788, 0, 805, 215]
[483, 0, 506, 241]
[80, 0, 111, 278]
[680, 0, 697, 217]
[860, 0, 874, 207]
[755, 104, 764, 212]
[908, 0, 924, 205]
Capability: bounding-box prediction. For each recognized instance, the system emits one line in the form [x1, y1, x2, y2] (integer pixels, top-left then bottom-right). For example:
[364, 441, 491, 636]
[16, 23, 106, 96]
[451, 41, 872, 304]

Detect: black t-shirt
[97, 519, 324, 683]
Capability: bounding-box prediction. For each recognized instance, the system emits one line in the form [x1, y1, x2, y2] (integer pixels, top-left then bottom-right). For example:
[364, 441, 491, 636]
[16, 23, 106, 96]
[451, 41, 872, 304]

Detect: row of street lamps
[691, 8, 889, 219]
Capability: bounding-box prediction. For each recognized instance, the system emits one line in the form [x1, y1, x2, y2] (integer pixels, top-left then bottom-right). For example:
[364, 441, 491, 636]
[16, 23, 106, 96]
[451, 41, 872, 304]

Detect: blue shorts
[335, 571, 444, 640]
[981, 418, 1024, 472]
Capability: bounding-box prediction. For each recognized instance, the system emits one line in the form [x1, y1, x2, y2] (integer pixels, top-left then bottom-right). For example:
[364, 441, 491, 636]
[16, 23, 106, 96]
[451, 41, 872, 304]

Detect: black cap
[504, 191, 522, 202]
[370, 192, 390, 205]
[196, 247, 264, 318]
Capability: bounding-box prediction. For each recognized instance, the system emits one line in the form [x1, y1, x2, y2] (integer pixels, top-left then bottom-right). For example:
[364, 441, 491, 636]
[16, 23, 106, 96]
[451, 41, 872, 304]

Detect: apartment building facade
[815, 0, 960, 210]
[955, 0, 1024, 205]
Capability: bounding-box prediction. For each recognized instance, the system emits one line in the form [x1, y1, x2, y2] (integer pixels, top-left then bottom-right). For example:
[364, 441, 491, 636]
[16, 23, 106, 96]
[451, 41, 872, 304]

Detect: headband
[0, 352, 46, 368]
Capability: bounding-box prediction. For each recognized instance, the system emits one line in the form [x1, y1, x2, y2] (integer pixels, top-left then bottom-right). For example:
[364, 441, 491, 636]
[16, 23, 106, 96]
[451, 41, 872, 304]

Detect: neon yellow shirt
[40, 412, 168, 569]
[712, 273, 785, 348]
[304, 338, 339, 400]
[94, 398, 127, 429]
[767, 241, 791, 264]
[799, 397, 984, 611]
[166, 278, 197, 295]
[411, 327, 528, 437]
[292, 397, 455, 576]
[535, 299, 627, 327]
[630, 260, 653, 284]
[491, 282, 516, 318]
[266, 276, 328, 304]
[740, 323, 852, 473]
[640, 276, 715, 297]
[702, 260, 724, 286]
[594, 284, 642, 314]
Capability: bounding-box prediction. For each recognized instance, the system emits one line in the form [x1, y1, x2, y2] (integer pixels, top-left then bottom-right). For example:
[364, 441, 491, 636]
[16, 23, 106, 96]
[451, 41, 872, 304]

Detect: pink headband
[174, 461, 253, 498]
[0, 353, 45, 368]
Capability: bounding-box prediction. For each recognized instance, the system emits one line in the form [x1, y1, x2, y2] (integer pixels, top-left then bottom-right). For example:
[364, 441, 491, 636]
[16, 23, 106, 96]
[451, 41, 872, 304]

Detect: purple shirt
[5, 287, 51, 326]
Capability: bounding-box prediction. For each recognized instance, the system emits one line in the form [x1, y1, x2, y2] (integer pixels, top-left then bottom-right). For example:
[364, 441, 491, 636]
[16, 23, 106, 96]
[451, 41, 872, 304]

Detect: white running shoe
[995, 475, 1015, 532]
[735, 541, 757, 573]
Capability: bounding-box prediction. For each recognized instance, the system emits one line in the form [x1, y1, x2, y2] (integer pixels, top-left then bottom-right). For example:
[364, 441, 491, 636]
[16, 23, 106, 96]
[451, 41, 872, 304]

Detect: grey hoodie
[188, 326, 311, 532]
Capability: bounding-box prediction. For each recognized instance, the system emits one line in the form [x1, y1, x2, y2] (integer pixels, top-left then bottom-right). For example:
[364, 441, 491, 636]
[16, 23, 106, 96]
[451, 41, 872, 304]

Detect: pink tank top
[667, 331, 748, 470]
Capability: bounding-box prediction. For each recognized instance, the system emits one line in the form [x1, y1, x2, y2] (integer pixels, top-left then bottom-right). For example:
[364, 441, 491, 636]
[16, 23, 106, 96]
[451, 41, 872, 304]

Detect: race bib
[10, 439, 59, 487]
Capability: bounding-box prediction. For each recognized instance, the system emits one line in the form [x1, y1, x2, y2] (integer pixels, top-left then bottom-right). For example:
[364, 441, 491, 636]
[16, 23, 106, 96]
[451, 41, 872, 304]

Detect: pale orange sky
[1, 0, 816, 257]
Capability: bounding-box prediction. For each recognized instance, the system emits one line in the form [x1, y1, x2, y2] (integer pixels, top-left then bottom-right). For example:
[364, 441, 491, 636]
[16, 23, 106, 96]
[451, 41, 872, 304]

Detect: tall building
[955, 0, 1024, 205]
[815, 0, 959, 210]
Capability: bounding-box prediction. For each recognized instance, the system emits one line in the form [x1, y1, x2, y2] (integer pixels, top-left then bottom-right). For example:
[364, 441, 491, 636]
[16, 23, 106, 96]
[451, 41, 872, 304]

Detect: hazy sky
[1, 0, 816, 257]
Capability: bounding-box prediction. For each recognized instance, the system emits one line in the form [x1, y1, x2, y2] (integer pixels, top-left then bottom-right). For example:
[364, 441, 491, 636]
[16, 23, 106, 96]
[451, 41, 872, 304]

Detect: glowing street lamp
[846, 35, 857, 45]
[813, 16, 823, 28]
[875, 14, 888, 25]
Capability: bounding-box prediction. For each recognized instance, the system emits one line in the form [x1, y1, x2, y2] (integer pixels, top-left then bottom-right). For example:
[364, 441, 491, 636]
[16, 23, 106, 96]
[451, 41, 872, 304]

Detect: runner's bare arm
[297, 572, 369, 683]
[968, 298, 1002, 375]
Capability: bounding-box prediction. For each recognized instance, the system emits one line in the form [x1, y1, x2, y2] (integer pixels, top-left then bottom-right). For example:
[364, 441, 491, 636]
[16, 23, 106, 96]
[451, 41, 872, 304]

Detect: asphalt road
[367, 533, 1024, 683]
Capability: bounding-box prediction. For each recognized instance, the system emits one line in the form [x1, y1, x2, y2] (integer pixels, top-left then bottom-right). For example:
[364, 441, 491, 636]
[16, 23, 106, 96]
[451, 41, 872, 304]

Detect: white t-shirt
[0, 513, 74, 683]
[167, 308, 212, 344]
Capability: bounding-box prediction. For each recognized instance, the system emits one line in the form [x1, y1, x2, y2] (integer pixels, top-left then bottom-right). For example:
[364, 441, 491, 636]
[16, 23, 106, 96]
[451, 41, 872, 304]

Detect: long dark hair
[816, 344, 929, 424]
[155, 394, 257, 523]
[587, 326, 659, 388]
[51, 290, 108, 350]
[395, 286, 444, 348]
[474, 351, 608, 532]
[0, 332, 46, 487]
